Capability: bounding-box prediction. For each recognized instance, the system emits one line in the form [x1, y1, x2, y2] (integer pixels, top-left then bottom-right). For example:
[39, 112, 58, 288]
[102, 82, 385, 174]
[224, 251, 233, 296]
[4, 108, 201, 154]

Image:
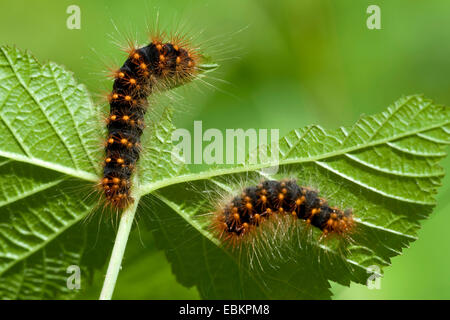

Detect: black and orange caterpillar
[215, 179, 354, 241]
[101, 36, 199, 208]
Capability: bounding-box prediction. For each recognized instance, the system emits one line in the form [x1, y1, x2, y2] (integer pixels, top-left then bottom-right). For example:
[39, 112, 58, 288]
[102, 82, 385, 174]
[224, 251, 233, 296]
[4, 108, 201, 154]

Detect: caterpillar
[214, 179, 354, 243]
[101, 35, 200, 208]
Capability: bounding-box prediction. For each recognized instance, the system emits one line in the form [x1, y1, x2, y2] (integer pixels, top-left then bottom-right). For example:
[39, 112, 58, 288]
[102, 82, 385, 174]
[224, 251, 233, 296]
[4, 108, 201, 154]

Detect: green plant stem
[99, 194, 141, 300]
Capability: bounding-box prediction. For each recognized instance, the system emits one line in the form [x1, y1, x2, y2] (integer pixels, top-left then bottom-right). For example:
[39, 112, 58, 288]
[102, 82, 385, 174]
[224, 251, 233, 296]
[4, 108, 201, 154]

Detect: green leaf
[140, 95, 450, 299]
[0, 46, 449, 299]
[0, 47, 101, 180]
[0, 46, 104, 299]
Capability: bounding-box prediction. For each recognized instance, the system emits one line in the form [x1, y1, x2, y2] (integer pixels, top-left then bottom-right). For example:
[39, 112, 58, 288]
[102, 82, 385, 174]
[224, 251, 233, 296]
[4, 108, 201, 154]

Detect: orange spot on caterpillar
[295, 196, 305, 206]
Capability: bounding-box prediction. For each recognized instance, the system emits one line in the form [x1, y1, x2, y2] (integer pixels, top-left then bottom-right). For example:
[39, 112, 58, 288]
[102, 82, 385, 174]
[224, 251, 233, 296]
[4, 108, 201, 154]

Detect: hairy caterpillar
[101, 34, 200, 208]
[214, 179, 355, 243]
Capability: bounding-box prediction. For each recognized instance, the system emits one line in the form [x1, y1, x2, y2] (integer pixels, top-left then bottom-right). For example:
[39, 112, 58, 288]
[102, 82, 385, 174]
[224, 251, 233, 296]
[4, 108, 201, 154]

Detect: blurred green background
[1, 0, 449, 299]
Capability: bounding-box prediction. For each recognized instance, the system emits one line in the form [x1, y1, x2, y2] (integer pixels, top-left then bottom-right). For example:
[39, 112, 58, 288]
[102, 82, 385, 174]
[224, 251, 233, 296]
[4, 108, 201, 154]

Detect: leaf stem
[99, 194, 141, 300]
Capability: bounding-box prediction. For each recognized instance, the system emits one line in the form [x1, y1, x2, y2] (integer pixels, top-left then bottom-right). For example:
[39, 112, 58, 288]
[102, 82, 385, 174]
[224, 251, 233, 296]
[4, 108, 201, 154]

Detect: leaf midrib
[138, 118, 449, 196]
[1, 113, 446, 199]
[0, 150, 98, 182]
